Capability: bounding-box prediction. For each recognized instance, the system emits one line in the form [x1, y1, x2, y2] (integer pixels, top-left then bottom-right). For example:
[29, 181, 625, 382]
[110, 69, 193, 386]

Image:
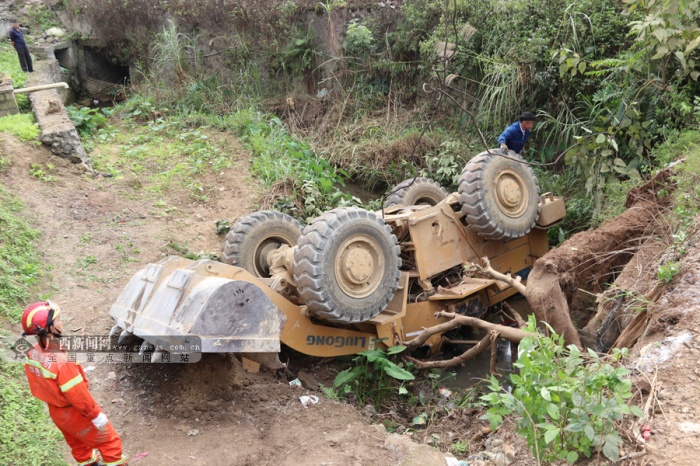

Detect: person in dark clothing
[9, 20, 33, 72]
[497, 112, 536, 154]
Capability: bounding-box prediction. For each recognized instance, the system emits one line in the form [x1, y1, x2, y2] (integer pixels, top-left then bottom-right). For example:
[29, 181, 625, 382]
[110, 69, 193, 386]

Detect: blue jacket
[9, 27, 26, 48]
[497, 122, 530, 153]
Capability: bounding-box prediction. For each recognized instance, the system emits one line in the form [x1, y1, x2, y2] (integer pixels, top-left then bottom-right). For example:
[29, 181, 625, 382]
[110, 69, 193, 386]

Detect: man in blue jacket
[9, 20, 34, 73]
[497, 112, 536, 154]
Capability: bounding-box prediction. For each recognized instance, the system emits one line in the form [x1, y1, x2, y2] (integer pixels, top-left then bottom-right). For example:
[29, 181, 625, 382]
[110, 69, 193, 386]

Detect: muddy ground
[2, 127, 700, 465]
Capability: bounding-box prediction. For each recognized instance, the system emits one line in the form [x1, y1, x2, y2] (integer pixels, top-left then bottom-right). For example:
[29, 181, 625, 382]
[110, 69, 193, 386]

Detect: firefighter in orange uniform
[22, 301, 127, 466]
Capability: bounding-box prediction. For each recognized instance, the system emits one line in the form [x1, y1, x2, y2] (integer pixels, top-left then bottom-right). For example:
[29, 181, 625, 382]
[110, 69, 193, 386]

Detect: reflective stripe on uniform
[25, 359, 57, 379]
[104, 455, 127, 465]
[76, 449, 98, 465]
[59, 373, 83, 392]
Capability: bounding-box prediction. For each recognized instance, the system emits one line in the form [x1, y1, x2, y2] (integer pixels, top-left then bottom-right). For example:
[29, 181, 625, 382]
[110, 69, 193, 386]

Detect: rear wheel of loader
[458, 151, 540, 241]
[293, 207, 401, 323]
[383, 177, 449, 208]
[222, 211, 303, 278]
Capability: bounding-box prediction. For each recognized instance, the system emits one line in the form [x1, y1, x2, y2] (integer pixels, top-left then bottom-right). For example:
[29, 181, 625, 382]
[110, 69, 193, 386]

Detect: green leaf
[595, 134, 606, 144]
[546, 403, 560, 420]
[398, 386, 408, 395]
[565, 422, 584, 432]
[652, 45, 669, 59]
[544, 427, 560, 445]
[541, 387, 552, 401]
[566, 451, 579, 463]
[602, 439, 620, 461]
[333, 367, 360, 388]
[386, 345, 407, 355]
[383, 362, 415, 381]
[584, 424, 596, 441]
[630, 405, 645, 417]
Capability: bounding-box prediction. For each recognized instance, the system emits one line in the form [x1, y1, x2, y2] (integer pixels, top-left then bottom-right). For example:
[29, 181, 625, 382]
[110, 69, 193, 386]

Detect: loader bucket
[109, 256, 286, 353]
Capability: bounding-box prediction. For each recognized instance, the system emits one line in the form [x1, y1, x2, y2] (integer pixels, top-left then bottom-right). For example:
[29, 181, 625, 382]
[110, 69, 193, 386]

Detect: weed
[319, 384, 341, 401]
[481, 316, 642, 464]
[66, 106, 107, 137]
[77, 255, 98, 269]
[215, 219, 232, 235]
[451, 439, 468, 455]
[29, 163, 55, 182]
[0, 114, 40, 142]
[657, 261, 682, 283]
[333, 345, 414, 408]
[0, 157, 11, 173]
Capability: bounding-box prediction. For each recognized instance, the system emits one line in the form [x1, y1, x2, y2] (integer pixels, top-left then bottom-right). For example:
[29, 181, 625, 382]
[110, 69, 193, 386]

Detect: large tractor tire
[458, 151, 540, 241]
[293, 207, 401, 323]
[383, 177, 450, 208]
[222, 211, 303, 277]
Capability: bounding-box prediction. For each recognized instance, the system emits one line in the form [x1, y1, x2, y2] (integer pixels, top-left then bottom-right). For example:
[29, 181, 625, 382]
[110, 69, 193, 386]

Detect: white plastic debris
[438, 387, 453, 398]
[289, 378, 302, 387]
[299, 395, 319, 408]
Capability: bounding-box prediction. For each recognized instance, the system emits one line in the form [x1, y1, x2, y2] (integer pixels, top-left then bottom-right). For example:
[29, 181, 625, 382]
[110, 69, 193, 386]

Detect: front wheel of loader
[293, 207, 401, 323]
[383, 177, 449, 208]
[222, 211, 303, 278]
[458, 151, 540, 241]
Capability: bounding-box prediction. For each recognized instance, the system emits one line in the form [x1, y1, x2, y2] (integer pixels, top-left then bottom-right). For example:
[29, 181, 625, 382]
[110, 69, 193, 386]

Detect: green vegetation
[0, 354, 68, 466]
[333, 346, 415, 408]
[481, 317, 642, 464]
[0, 42, 28, 88]
[0, 185, 65, 465]
[29, 163, 55, 182]
[0, 186, 43, 320]
[0, 114, 40, 142]
[66, 106, 107, 137]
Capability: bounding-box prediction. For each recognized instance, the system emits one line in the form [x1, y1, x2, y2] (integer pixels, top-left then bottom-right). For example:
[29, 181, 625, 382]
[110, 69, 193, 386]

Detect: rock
[45, 27, 66, 38]
[297, 370, 319, 390]
[106, 371, 117, 380]
[363, 404, 377, 417]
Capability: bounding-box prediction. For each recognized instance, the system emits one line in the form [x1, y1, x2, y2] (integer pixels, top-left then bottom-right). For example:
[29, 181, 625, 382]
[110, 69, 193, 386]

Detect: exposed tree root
[404, 312, 532, 369]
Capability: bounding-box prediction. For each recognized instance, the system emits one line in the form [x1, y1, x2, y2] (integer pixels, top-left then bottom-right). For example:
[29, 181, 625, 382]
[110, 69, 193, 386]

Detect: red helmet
[21, 301, 61, 336]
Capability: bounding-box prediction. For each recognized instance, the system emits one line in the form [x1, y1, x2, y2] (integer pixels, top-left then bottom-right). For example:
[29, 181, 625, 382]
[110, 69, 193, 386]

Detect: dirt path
[0, 135, 451, 466]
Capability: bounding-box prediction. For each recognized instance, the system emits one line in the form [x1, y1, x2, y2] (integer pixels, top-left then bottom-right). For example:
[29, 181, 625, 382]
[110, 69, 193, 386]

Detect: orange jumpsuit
[24, 341, 126, 466]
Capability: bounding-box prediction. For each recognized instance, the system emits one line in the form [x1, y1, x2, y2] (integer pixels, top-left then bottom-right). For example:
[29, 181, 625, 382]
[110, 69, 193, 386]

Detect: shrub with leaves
[66, 106, 107, 137]
[333, 346, 414, 408]
[480, 317, 642, 464]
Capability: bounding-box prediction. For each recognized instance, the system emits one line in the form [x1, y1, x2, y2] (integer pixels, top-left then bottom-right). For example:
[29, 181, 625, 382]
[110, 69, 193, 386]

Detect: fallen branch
[407, 332, 492, 369]
[489, 331, 500, 375]
[469, 257, 527, 295]
[503, 301, 526, 328]
[403, 311, 534, 349]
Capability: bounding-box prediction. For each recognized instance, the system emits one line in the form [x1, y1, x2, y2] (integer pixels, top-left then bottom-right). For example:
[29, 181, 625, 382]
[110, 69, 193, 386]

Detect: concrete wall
[0, 78, 19, 117]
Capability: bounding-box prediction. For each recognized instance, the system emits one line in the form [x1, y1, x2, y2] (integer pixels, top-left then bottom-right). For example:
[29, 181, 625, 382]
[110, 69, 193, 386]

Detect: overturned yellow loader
[109, 151, 566, 362]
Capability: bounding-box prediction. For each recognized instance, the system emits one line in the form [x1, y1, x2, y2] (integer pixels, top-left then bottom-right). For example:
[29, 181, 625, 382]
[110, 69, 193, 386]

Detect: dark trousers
[15, 46, 33, 72]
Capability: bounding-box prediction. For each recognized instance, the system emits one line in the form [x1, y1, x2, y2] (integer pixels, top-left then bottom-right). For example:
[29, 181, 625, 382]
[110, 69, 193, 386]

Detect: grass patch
[0, 183, 66, 465]
[0, 354, 68, 466]
[0, 185, 43, 320]
[0, 42, 28, 88]
[0, 114, 40, 142]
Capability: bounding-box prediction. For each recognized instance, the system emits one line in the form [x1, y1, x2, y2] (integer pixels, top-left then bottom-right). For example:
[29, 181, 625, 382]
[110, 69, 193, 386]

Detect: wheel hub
[335, 235, 384, 299]
[493, 169, 529, 218]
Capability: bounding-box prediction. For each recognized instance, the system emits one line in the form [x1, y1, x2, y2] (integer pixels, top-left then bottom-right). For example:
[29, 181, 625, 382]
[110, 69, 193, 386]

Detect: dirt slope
[0, 135, 446, 466]
[628, 226, 700, 466]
